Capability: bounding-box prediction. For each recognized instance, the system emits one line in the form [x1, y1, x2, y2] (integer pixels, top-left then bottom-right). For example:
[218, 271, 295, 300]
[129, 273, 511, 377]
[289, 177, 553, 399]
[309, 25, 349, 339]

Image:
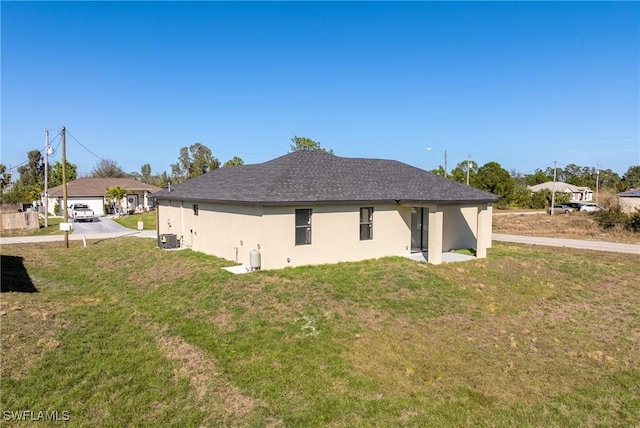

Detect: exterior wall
[620, 196, 640, 214]
[156, 199, 494, 270]
[261, 204, 411, 269]
[157, 200, 263, 265]
[441, 205, 478, 251]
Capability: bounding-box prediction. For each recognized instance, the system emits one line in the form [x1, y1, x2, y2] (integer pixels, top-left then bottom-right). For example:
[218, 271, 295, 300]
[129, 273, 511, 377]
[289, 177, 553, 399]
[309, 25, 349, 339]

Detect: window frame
[359, 207, 373, 240]
[295, 209, 312, 246]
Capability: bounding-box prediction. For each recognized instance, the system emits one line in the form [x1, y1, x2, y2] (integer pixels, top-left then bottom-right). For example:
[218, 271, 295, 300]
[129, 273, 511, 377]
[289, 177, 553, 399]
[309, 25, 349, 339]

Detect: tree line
[2, 136, 638, 210]
[0, 143, 246, 204]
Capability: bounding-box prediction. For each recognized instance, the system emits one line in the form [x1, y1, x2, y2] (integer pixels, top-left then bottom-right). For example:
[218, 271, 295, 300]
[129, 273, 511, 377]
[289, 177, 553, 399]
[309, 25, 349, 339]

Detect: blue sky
[2, 1, 638, 179]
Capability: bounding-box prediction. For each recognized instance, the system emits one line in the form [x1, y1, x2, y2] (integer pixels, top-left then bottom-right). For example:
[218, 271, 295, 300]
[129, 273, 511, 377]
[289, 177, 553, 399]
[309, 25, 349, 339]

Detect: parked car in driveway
[69, 203, 94, 222]
[548, 204, 574, 214]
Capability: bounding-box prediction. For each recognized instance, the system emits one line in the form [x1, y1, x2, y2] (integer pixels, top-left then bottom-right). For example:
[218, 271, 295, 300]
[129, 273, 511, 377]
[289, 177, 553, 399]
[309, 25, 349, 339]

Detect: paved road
[1, 216, 156, 245]
[493, 233, 640, 255]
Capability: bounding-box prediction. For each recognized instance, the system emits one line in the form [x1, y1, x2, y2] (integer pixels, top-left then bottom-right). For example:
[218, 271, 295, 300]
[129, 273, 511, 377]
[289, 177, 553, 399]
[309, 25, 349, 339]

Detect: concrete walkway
[493, 233, 640, 255]
[1, 229, 156, 245]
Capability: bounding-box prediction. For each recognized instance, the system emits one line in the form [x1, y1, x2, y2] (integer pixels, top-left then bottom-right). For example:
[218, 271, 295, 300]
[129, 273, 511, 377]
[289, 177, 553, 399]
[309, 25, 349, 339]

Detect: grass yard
[1, 239, 639, 426]
[112, 210, 157, 230]
[493, 211, 640, 244]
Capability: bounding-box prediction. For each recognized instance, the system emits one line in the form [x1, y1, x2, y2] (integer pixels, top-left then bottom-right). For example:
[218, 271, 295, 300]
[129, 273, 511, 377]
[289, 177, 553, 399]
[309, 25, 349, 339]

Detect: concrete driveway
[70, 216, 131, 234]
[1, 216, 156, 245]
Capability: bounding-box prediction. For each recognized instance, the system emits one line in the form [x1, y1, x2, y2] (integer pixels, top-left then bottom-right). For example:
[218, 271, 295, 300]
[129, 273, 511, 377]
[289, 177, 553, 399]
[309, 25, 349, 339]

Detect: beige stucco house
[152, 151, 499, 270]
[528, 181, 593, 201]
[619, 188, 640, 213]
[46, 177, 161, 216]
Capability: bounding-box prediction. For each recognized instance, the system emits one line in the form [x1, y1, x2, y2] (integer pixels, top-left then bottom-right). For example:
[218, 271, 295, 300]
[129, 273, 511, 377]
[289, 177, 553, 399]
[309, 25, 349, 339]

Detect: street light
[426, 147, 447, 177]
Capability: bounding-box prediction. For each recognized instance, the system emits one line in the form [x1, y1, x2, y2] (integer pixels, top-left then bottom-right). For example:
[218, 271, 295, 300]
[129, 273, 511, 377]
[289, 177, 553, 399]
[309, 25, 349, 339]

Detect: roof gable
[153, 151, 498, 205]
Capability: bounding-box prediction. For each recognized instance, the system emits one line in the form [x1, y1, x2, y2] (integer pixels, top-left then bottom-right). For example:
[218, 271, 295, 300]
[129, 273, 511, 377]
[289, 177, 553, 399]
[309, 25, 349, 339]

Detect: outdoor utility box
[158, 233, 178, 249]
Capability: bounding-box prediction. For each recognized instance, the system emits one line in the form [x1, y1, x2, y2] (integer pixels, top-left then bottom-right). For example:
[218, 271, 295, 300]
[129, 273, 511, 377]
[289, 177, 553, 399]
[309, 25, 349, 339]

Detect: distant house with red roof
[45, 177, 161, 216]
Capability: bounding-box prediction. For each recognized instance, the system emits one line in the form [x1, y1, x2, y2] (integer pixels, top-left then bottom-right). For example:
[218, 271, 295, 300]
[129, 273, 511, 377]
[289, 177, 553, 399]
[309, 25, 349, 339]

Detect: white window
[295, 209, 312, 245]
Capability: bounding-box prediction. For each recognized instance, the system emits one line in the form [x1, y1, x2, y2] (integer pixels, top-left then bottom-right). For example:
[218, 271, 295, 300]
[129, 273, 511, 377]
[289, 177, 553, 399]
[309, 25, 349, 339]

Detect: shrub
[629, 210, 640, 233]
[596, 205, 630, 230]
[54, 203, 61, 216]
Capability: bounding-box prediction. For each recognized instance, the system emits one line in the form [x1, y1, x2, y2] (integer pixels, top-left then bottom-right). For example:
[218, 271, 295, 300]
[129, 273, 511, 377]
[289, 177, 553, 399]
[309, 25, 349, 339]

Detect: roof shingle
[48, 177, 161, 197]
[153, 151, 499, 205]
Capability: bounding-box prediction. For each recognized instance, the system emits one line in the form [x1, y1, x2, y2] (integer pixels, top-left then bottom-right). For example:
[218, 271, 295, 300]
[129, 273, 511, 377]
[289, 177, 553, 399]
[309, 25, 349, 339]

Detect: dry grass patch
[156, 334, 265, 425]
[0, 292, 70, 380]
[493, 212, 639, 243]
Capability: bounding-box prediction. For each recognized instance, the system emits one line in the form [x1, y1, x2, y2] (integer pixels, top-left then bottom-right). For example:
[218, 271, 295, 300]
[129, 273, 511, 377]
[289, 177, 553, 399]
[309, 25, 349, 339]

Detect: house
[152, 151, 499, 270]
[619, 188, 640, 213]
[528, 181, 593, 202]
[45, 177, 161, 216]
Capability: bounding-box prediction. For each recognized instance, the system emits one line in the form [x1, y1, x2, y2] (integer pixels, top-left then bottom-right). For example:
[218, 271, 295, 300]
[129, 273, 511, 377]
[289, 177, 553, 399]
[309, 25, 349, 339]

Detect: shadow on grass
[1, 255, 38, 293]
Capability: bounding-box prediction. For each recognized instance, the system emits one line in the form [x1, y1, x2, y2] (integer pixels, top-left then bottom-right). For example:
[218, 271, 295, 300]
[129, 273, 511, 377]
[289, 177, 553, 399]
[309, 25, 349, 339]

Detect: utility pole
[62, 126, 69, 248]
[466, 154, 471, 186]
[444, 150, 448, 178]
[550, 160, 557, 216]
[595, 165, 600, 203]
[44, 129, 50, 227]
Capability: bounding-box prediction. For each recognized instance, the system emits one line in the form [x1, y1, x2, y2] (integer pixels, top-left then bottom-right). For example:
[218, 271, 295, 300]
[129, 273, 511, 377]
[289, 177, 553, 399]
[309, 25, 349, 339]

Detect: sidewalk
[1, 229, 157, 245]
[493, 233, 640, 255]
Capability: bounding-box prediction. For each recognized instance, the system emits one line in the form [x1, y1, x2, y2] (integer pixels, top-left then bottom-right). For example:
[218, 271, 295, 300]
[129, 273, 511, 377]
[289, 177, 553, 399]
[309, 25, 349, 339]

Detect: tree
[17, 150, 45, 188]
[170, 142, 220, 183]
[621, 165, 640, 191]
[141, 163, 152, 183]
[0, 164, 11, 192]
[49, 161, 78, 187]
[289, 136, 334, 154]
[449, 160, 478, 185]
[92, 159, 126, 178]
[525, 169, 551, 186]
[223, 157, 244, 167]
[105, 186, 127, 215]
[475, 161, 515, 202]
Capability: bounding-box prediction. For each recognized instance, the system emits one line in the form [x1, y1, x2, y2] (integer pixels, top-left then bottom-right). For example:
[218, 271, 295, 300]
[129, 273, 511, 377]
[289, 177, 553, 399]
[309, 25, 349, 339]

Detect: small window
[193, 204, 199, 216]
[295, 209, 312, 245]
[360, 207, 373, 240]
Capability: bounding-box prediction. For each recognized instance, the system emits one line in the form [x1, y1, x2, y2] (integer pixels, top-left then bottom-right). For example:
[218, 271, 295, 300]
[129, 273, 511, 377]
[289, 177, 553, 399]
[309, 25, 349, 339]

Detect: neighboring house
[152, 151, 499, 269]
[45, 177, 161, 216]
[619, 188, 640, 213]
[528, 181, 593, 202]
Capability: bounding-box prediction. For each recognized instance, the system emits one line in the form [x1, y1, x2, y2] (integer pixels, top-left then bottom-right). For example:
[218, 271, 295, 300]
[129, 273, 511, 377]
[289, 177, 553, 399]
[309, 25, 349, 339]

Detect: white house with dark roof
[46, 177, 161, 216]
[152, 150, 499, 269]
[528, 181, 593, 202]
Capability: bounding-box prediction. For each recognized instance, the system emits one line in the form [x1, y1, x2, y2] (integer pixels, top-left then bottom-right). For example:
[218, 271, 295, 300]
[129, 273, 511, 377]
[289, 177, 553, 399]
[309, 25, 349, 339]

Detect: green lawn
[1, 239, 639, 426]
[112, 210, 157, 230]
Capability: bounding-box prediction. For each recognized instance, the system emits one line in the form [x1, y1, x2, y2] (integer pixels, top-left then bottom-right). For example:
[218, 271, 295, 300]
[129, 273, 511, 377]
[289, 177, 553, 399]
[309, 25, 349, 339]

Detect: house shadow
[1, 255, 38, 293]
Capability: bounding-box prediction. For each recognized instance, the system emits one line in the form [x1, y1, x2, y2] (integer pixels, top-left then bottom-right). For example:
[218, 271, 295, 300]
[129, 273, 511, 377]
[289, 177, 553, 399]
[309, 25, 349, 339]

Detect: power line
[65, 130, 106, 162]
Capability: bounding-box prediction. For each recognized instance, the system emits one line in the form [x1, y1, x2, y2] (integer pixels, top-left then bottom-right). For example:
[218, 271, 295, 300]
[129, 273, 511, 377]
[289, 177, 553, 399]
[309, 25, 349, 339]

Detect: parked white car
[579, 203, 602, 212]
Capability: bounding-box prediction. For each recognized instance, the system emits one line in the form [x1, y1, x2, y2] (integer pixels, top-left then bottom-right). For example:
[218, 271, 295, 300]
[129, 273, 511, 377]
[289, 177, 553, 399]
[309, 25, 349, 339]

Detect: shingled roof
[153, 150, 499, 205]
[48, 177, 161, 197]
